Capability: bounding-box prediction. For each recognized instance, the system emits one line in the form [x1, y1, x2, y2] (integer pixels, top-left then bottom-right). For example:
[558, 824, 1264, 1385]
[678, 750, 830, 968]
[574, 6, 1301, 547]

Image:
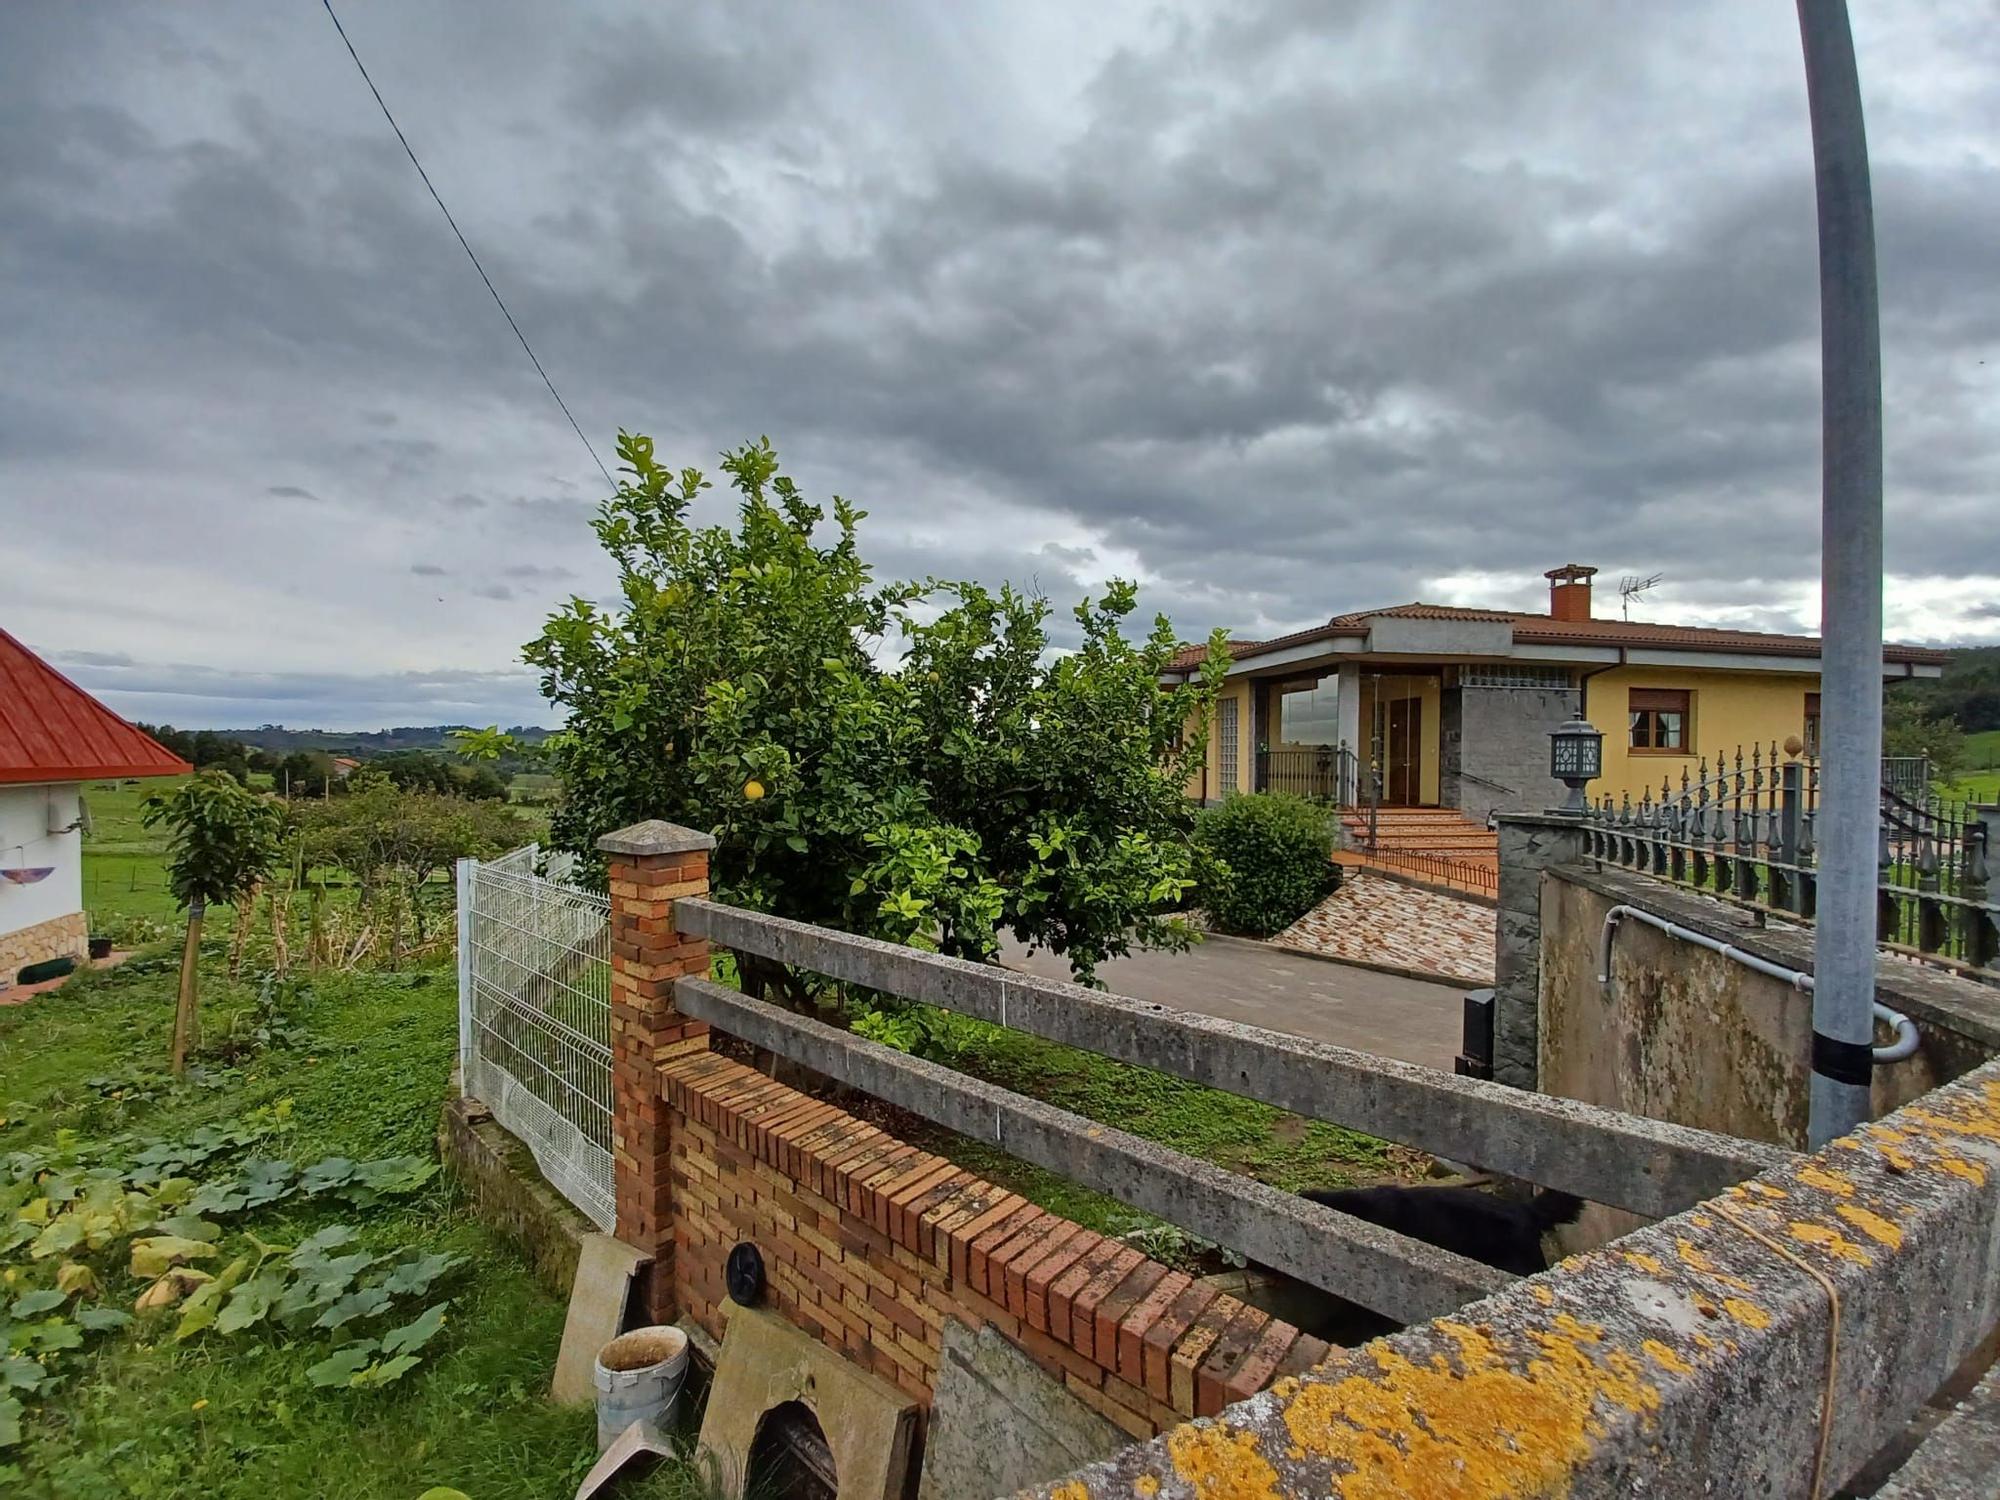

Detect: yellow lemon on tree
[743, 779, 766, 801]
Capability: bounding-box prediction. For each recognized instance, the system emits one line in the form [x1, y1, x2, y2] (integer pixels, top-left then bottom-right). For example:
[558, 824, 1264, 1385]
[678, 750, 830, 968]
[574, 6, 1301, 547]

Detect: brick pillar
[599, 820, 716, 1320]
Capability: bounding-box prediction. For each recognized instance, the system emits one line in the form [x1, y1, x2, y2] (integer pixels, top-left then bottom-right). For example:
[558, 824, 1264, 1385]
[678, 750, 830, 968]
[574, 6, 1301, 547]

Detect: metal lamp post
[1797, 0, 1884, 1147]
[1549, 718, 1605, 816]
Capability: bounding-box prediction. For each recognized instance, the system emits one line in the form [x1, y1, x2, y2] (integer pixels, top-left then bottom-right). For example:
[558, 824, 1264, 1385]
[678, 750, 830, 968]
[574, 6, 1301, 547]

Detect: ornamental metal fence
[455, 845, 614, 1229]
[1579, 744, 1998, 981]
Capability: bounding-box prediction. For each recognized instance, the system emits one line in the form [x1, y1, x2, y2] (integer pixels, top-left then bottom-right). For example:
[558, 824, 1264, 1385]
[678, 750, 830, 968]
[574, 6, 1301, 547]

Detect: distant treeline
[218, 724, 555, 755]
[137, 725, 513, 801]
[1899, 644, 2000, 734]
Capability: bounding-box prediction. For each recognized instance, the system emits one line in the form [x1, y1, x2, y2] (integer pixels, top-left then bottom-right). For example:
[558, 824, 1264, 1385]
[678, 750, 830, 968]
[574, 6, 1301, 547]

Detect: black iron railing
[1579, 744, 1997, 980]
[1254, 744, 1360, 805]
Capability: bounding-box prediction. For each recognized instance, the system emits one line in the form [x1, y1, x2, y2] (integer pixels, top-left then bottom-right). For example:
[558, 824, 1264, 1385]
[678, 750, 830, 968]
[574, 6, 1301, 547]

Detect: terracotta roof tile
[1167, 603, 1949, 670]
[0, 629, 190, 785]
[1165, 639, 1263, 671]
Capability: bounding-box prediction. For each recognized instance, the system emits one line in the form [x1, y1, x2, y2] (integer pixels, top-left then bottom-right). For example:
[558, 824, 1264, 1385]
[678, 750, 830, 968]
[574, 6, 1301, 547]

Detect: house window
[1805, 692, 1821, 757]
[1278, 675, 1341, 746]
[1216, 697, 1239, 793]
[1629, 688, 1691, 754]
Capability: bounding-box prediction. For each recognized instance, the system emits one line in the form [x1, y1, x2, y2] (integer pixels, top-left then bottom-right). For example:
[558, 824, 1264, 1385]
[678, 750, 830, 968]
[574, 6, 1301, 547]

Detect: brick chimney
[1544, 563, 1597, 622]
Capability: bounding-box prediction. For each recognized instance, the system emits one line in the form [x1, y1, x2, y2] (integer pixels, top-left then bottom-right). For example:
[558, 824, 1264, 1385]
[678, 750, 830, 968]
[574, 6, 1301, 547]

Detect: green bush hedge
[1193, 793, 1338, 937]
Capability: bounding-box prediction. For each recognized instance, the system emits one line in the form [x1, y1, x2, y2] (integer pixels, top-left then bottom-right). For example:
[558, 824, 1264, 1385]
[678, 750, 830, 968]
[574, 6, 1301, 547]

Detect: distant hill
[219, 725, 557, 756]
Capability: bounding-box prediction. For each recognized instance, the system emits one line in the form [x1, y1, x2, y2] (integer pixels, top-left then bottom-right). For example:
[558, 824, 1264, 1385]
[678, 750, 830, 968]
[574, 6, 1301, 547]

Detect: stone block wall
[1443, 685, 1575, 824]
[660, 1048, 1325, 1440]
[1, 910, 88, 981]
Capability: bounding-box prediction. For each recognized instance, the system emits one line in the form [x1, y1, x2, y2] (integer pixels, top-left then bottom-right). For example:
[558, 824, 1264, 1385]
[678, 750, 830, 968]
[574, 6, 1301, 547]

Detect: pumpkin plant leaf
[215, 1270, 287, 1336]
[130, 1235, 219, 1278]
[314, 1286, 393, 1332]
[380, 1252, 461, 1299]
[349, 1352, 421, 1389]
[350, 1156, 436, 1195]
[305, 1341, 376, 1388]
[9, 1290, 66, 1319]
[75, 1307, 131, 1333]
[0, 1355, 43, 1393]
[299, 1158, 356, 1195]
[378, 1301, 448, 1357]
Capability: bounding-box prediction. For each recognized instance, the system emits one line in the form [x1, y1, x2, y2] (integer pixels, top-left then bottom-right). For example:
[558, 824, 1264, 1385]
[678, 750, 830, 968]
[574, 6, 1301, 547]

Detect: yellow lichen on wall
[1131, 1312, 1671, 1500]
[1787, 1222, 1874, 1267]
[1835, 1204, 1903, 1250]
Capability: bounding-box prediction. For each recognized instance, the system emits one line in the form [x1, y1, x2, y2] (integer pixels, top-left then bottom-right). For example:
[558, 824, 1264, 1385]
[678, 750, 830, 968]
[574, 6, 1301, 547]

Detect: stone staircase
[1334, 807, 1498, 898]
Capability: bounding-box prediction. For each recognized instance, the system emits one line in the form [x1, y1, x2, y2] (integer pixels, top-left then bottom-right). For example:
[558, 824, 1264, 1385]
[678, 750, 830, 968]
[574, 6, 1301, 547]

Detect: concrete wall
[1587, 665, 1816, 807]
[1444, 685, 1576, 822]
[0, 783, 86, 978]
[660, 1049, 1327, 1440]
[1538, 863, 2000, 1151]
[0, 783, 83, 938]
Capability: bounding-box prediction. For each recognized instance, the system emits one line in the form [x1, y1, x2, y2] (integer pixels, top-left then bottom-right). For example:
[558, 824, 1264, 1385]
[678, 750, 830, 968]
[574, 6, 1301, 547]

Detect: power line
[317, 0, 614, 490]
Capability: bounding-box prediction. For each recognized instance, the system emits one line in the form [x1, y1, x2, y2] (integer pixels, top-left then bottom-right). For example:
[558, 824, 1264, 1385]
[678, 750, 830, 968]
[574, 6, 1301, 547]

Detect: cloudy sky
[3, 2, 1995, 730]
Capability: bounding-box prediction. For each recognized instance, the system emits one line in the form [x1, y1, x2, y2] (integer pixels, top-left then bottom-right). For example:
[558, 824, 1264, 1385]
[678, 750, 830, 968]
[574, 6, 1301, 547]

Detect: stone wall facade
[1, 910, 88, 982]
[660, 1048, 1325, 1440]
[1490, 812, 1590, 1088]
[1442, 684, 1576, 824]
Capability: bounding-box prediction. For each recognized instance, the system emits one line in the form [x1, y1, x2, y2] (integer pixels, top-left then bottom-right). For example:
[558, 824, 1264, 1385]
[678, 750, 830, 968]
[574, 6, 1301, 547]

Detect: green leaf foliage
[378, 1300, 448, 1356]
[1193, 793, 1338, 937]
[523, 432, 1229, 984]
[140, 771, 286, 912]
[304, 1342, 376, 1389]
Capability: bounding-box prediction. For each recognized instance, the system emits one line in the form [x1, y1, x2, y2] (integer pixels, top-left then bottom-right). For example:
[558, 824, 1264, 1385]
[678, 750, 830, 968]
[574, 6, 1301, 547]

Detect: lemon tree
[521, 433, 1227, 986]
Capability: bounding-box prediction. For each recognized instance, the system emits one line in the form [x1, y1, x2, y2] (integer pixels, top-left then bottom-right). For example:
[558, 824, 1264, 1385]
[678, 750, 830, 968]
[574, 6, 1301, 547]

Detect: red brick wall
[662, 1049, 1327, 1439]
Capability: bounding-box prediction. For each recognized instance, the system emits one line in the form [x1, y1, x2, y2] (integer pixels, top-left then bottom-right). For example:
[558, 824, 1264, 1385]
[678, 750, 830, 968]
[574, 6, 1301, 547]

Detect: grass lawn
[833, 1003, 1414, 1257]
[0, 950, 703, 1500]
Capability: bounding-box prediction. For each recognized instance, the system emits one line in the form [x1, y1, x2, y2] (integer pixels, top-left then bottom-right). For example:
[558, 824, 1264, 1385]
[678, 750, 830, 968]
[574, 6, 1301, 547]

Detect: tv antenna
[1617, 573, 1663, 620]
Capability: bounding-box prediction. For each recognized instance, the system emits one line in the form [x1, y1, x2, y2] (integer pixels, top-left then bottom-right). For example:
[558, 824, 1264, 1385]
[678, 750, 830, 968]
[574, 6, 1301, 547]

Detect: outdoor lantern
[1549, 716, 1604, 814]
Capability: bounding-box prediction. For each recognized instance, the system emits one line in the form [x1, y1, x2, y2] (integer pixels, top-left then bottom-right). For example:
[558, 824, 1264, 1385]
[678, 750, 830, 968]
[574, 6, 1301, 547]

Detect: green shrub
[1194, 794, 1337, 936]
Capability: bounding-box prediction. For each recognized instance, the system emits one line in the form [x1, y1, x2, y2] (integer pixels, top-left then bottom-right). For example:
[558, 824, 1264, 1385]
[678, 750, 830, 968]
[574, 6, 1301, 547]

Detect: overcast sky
[3, 2, 1995, 730]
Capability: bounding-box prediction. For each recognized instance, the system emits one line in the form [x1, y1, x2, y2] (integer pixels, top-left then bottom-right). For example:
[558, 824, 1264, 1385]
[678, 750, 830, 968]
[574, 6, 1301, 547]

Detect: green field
[1952, 729, 2000, 803]
[79, 778, 188, 937]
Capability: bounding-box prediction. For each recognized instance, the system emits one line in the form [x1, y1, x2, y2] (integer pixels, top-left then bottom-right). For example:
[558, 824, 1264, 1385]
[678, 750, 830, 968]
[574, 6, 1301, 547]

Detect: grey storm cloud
[2, 1, 1996, 729]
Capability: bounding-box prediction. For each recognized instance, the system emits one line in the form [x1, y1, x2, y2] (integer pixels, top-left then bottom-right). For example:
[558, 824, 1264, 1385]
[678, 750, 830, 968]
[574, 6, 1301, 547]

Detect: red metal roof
[0, 629, 191, 785]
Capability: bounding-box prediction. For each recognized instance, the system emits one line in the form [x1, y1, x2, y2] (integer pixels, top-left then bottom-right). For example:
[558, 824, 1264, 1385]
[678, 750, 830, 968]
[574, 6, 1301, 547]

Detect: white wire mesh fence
[456, 846, 615, 1230]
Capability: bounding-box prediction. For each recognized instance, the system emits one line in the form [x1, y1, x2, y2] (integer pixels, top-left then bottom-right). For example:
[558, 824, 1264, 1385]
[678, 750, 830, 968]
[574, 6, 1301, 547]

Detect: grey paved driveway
[1003, 935, 1467, 1072]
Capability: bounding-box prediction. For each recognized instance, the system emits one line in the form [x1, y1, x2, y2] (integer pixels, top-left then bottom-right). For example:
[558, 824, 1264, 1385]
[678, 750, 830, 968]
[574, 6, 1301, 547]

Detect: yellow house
[1166, 564, 1948, 824]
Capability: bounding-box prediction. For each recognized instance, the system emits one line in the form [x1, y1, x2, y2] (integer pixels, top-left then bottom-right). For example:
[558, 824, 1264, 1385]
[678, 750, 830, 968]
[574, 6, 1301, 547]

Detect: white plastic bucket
[592, 1325, 690, 1452]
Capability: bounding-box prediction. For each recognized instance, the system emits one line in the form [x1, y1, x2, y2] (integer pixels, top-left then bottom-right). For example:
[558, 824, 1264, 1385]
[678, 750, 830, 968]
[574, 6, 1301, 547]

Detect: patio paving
[1002, 931, 1465, 1072]
[1272, 873, 1495, 986]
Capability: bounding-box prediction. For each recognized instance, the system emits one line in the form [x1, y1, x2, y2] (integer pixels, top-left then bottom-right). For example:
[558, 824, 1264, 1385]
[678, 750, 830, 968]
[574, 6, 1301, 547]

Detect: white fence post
[455, 856, 475, 1088]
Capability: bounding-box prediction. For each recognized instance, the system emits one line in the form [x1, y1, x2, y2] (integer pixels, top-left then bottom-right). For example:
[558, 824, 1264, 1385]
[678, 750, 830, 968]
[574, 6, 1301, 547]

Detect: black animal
[1301, 1183, 1583, 1276]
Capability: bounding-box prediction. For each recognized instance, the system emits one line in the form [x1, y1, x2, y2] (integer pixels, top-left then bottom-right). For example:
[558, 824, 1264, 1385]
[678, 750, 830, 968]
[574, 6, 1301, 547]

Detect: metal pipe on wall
[1796, 0, 1884, 1146]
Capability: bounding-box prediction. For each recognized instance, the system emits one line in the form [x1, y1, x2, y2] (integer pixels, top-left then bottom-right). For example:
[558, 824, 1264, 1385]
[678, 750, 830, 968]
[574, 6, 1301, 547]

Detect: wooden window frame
[1629, 687, 1693, 756]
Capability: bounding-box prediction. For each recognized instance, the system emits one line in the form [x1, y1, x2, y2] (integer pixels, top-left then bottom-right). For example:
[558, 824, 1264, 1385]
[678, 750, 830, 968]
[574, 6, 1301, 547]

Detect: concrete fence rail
[675, 897, 1792, 1219]
[1024, 1050, 2000, 1499]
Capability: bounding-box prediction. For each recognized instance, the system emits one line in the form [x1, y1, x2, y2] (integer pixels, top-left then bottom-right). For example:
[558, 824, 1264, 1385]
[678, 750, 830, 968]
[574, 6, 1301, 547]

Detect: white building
[1, 628, 187, 983]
